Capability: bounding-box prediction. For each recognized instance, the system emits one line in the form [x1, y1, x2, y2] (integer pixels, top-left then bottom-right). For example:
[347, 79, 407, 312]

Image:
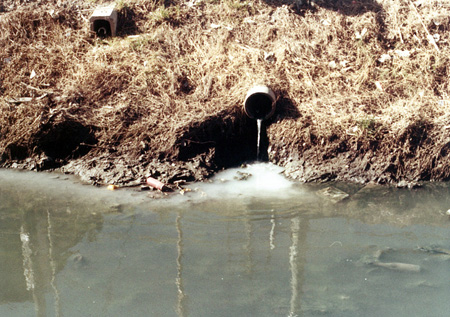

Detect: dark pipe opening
[243, 86, 276, 120]
[93, 20, 112, 37]
[244, 93, 274, 120]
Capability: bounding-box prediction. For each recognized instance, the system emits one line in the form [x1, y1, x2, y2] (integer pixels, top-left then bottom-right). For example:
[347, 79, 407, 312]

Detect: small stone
[397, 180, 421, 189]
[37, 156, 54, 170]
[317, 186, 349, 203]
[71, 253, 88, 269]
[397, 180, 409, 188]
[108, 204, 123, 213]
[234, 171, 252, 181]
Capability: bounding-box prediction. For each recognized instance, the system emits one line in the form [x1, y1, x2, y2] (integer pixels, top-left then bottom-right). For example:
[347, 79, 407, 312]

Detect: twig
[408, 0, 440, 53]
[79, 142, 112, 150]
[20, 82, 53, 93]
[7, 94, 48, 104]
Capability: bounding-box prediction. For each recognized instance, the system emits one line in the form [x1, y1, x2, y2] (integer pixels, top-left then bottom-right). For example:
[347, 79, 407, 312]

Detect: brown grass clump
[1, 0, 450, 186]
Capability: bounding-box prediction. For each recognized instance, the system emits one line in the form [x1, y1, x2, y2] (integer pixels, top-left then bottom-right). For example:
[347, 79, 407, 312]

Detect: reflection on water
[0, 166, 449, 316]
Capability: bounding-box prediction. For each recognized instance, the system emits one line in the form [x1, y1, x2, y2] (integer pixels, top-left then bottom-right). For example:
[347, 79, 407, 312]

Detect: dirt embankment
[1, 0, 449, 190]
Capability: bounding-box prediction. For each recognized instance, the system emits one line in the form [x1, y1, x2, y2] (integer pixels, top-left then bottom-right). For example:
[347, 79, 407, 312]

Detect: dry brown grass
[1, 0, 450, 184]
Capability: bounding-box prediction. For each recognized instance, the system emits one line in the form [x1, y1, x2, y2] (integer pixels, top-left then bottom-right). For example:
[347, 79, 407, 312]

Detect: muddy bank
[0, 102, 263, 188]
[2, 96, 450, 190]
[269, 112, 450, 187]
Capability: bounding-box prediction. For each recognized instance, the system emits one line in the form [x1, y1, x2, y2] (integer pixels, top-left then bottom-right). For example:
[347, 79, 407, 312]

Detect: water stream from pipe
[257, 119, 262, 160]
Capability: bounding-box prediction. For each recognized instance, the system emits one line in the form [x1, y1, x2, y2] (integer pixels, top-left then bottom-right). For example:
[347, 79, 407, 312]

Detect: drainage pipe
[243, 85, 276, 120]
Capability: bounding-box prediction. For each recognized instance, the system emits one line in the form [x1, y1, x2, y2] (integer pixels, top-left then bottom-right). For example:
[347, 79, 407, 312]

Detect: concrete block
[90, 6, 118, 37]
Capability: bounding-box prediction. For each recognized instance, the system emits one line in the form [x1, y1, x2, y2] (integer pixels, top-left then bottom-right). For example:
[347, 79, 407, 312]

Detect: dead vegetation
[0, 0, 449, 186]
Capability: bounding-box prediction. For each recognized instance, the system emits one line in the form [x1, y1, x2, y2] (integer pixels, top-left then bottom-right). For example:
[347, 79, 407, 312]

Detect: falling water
[257, 119, 262, 160]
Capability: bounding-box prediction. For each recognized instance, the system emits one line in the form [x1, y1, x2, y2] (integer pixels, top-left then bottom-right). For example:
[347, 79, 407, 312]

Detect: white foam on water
[189, 162, 296, 199]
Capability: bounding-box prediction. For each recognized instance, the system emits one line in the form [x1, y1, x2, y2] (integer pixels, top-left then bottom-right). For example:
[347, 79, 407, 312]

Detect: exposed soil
[1, 0, 450, 190]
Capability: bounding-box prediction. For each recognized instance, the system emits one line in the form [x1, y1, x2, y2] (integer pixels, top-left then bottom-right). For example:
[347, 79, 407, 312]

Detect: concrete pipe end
[243, 85, 276, 120]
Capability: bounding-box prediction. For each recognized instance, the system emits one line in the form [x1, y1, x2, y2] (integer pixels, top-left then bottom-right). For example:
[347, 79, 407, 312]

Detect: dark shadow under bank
[262, 0, 383, 16]
[170, 90, 301, 169]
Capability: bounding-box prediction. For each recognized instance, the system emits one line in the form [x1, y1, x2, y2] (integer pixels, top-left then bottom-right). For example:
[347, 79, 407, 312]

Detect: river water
[0, 165, 449, 317]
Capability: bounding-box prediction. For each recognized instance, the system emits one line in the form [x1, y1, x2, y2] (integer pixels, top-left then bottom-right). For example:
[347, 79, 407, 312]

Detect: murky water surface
[1, 165, 449, 317]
